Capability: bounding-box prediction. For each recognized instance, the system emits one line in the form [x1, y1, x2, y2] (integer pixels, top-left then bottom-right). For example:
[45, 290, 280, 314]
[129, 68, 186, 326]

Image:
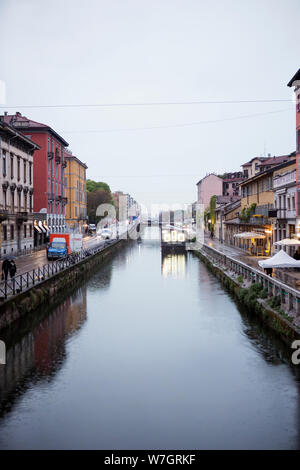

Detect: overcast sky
[0, 0, 299, 209]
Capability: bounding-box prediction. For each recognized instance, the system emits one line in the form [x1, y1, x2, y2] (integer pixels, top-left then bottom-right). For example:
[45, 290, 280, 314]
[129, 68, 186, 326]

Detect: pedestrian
[9, 260, 16, 279]
[1, 259, 11, 282]
[293, 249, 300, 260]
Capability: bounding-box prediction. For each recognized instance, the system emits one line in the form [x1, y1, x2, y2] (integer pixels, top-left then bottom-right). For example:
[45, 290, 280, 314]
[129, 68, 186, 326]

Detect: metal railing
[0, 220, 140, 302]
[0, 238, 118, 301]
[201, 243, 300, 316]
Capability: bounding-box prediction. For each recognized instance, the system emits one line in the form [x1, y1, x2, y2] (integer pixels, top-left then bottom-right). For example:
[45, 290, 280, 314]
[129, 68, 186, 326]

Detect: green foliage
[237, 274, 243, 283]
[268, 295, 281, 309]
[86, 179, 111, 193]
[239, 203, 257, 222]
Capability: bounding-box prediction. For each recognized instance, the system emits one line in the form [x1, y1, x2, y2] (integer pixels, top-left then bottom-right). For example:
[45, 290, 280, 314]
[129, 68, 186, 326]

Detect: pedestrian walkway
[0, 235, 99, 278]
[205, 235, 300, 290]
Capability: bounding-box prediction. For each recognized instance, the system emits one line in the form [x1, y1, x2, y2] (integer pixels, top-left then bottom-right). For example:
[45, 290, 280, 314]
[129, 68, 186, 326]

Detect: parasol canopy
[234, 232, 266, 240]
[258, 250, 300, 269]
[274, 238, 300, 247]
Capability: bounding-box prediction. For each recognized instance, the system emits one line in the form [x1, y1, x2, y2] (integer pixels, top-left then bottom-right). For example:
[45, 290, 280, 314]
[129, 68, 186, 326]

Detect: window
[24, 225, 27, 238]
[24, 193, 27, 211]
[11, 191, 14, 213]
[10, 154, 14, 179]
[11, 225, 14, 240]
[29, 163, 32, 185]
[18, 192, 21, 211]
[30, 225, 32, 237]
[292, 196, 295, 210]
[24, 160, 26, 183]
[288, 198, 291, 210]
[2, 150, 6, 176]
[17, 158, 20, 181]
[3, 225, 7, 241]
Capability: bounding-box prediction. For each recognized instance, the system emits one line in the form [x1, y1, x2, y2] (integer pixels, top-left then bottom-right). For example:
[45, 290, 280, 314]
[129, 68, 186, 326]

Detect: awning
[234, 232, 266, 240]
[274, 238, 300, 247]
[43, 223, 50, 231]
[34, 223, 42, 233]
[259, 250, 300, 268]
[38, 221, 46, 233]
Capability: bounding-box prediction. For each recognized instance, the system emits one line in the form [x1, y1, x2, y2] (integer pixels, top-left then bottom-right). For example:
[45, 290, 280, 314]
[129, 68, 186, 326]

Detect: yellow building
[65, 155, 88, 232]
[239, 158, 296, 255]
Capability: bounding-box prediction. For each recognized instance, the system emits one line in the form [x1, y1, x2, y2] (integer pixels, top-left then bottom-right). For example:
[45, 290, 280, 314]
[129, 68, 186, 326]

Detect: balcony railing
[48, 152, 54, 160]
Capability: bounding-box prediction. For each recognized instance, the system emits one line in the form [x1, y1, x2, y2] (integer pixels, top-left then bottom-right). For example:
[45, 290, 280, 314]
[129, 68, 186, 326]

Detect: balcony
[48, 151, 54, 160]
[48, 192, 55, 201]
[16, 211, 28, 224]
[62, 196, 68, 204]
[62, 160, 67, 169]
[55, 154, 61, 164]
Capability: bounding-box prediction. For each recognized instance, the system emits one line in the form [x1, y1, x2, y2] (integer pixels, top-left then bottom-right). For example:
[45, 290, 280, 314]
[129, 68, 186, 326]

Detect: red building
[288, 68, 300, 234]
[3, 112, 69, 235]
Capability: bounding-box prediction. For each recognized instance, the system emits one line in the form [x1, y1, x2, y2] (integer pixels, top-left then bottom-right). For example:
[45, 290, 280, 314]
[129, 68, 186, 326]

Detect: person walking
[9, 260, 16, 280]
[1, 259, 11, 282]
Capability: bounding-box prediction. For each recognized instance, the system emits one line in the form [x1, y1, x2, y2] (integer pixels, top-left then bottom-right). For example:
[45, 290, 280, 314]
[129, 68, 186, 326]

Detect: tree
[86, 179, 111, 193]
[87, 190, 114, 224]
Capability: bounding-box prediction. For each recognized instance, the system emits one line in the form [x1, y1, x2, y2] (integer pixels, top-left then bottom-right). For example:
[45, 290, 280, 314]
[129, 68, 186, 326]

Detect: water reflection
[161, 251, 187, 279]
[0, 231, 300, 449]
[0, 286, 87, 416]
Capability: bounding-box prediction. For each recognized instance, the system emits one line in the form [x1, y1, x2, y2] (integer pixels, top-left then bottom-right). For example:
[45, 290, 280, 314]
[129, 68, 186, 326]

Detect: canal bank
[193, 243, 300, 344]
[0, 223, 140, 332]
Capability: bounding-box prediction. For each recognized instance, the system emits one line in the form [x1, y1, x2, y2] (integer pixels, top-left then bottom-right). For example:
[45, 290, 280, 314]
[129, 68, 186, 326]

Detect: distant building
[222, 172, 244, 197]
[65, 151, 88, 233]
[0, 119, 40, 256]
[241, 156, 269, 179]
[196, 174, 223, 209]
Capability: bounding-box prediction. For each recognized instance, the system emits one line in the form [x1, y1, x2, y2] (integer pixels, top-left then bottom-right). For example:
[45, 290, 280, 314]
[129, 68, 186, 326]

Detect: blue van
[47, 238, 68, 260]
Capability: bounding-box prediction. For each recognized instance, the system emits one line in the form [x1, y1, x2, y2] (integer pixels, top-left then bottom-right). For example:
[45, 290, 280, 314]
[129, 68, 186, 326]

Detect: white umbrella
[274, 238, 300, 246]
[234, 231, 266, 240]
[258, 249, 300, 268]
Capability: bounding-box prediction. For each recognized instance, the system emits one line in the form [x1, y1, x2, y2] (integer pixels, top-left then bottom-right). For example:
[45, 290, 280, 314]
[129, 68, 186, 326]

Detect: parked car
[88, 224, 97, 233]
[99, 228, 113, 240]
[47, 238, 68, 260]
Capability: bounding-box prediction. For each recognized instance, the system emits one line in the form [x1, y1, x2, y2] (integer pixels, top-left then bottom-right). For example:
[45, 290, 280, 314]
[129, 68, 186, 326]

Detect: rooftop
[1, 112, 69, 147]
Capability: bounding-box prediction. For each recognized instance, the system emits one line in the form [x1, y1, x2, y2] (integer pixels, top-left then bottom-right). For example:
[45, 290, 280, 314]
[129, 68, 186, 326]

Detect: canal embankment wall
[193, 243, 300, 344]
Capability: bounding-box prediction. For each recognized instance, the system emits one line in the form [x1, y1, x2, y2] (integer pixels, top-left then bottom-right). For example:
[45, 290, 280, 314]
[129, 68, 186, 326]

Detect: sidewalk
[1, 235, 100, 278]
[205, 236, 300, 290]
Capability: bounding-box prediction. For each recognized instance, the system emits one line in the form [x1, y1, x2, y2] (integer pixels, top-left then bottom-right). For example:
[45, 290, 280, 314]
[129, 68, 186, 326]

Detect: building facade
[196, 174, 223, 209]
[273, 163, 296, 249]
[288, 69, 300, 237]
[3, 112, 68, 234]
[64, 152, 88, 232]
[0, 120, 39, 256]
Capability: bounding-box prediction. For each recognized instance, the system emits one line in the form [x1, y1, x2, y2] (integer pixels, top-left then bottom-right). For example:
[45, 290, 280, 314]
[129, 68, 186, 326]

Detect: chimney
[16, 112, 22, 116]
[4, 111, 7, 116]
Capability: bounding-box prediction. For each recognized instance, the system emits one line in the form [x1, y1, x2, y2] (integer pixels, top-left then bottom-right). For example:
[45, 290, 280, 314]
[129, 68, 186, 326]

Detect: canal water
[0, 227, 299, 449]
